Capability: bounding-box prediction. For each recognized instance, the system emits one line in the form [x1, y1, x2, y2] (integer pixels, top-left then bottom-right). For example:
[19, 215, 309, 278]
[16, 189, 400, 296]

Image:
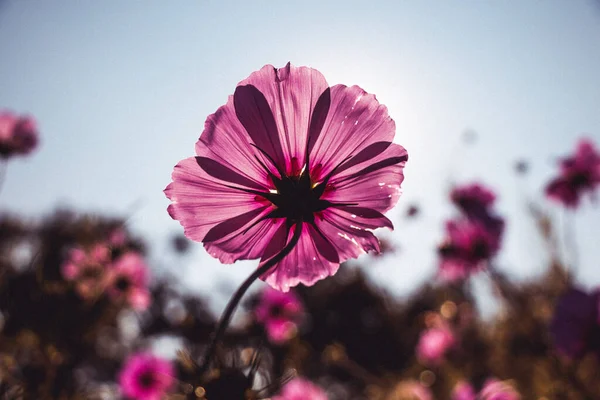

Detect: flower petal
[262, 223, 339, 291]
[325, 143, 407, 213]
[308, 84, 397, 181]
[165, 157, 268, 244]
[238, 63, 330, 174]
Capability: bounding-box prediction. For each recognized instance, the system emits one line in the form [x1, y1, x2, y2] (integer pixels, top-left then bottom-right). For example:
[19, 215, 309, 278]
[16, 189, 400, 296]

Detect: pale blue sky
[1, 1, 599, 308]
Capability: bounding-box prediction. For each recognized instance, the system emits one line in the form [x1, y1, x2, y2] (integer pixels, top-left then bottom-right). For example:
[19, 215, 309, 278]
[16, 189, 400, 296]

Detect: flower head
[546, 138, 600, 208]
[106, 252, 151, 311]
[119, 352, 174, 400]
[549, 287, 600, 359]
[450, 182, 496, 218]
[273, 377, 328, 400]
[416, 326, 456, 365]
[61, 244, 110, 299]
[165, 63, 407, 291]
[451, 381, 476, 400]
[0, 111, 39, 158]
[480, 379, 520, 400]
[438, 219, 500, 282]
[255, 287, 303, 344]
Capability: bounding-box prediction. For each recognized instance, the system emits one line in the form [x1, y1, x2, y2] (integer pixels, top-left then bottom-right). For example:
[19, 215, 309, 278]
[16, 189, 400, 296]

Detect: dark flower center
[269, 304, 285, 318]
[137, 370, 156, 388]
[264, 168, 331, 225]
[471, 239, 490, 260]
[115, 276, 131, 292]
[570, 172, 590, 188]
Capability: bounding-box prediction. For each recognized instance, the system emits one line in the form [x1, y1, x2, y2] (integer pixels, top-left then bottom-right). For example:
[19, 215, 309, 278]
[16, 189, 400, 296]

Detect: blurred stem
[199, 222, 302, 375]
[562, 210, 578, 273]
[0, 159, 7, 195]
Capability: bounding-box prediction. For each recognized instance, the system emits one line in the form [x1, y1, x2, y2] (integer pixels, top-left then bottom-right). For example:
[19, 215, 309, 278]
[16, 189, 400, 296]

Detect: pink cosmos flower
[106, 252, 151, 311]
[546, 138, 600, 208]
[0, 111, 38, 158]
[480, 379, 520, 400]
[273, 377, 328, 400]
[416, 326, 456, 365]
[450, 183, 496, 219]
[451, 381, 476, 400]
[437, 219, 500, 282]
[61, 244, 110, 299]
[165, 63, 408, 291]
[255, 287, 303, 344]
[119, 352, 174, 400]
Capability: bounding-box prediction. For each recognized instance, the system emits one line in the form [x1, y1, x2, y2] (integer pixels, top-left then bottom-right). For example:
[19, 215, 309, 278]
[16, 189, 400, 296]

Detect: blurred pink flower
[255, 287, 303, 344]
[165, 63, 408, 291]
[119, 352, 174, 400]
[0, 111, 39, 158]
[451, 381, 476, 400]
[273, 377, 328, 400]
[546, 138, 600, 208]
[61, 244, 110, 299]
[480, 379, 520, 400]
[438, 219, 500, 282]
[106, 252, 151, 311]
[416, 326, 456, 365]
[450, 182, 496, 217]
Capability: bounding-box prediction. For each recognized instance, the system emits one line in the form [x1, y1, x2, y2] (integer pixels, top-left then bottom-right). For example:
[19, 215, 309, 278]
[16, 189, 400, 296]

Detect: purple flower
[255, 287, 303, 344]
[0, 111, 39, 158]
[451, 381, 476, 400]
[480, 379, 520, 400]
[549, 287, 600, 359]
[546, 138, 600, 208]
[165, 63, 408, 291]
[450, 182, 496, 217]
[437, 219, 499, 282]
[118, 353, 174, 400]
[273, 377, 328, 400]
[416, 326, 456, 365]
[106, 252, 151, 311]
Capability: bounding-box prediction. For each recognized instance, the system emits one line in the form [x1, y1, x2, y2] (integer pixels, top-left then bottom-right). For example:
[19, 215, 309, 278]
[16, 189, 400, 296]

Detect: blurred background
[1, 1, 600, 399]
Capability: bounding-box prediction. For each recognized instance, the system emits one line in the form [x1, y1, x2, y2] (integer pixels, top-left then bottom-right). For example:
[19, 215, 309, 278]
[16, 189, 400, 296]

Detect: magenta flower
[451, 381, 476, 400]
[61, 244, 110, 299]
[546, 138, 600, 208]
[255, 287, 303, 344]
[437, 219, 500, 282]
[165, 63, 407, 291]
[0, 110, 38, 158]
[119, 352, 174, 400]
[480, 379, 520, 400]
[450, 183, 496, 219]
[416, 326, 456, 365]
[273, 377, 328, 400]
[106, 252, 151, 311]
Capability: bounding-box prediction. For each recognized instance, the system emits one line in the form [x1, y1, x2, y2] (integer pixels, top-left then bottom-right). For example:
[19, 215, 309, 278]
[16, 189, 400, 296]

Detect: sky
[1, 0, 599, 311]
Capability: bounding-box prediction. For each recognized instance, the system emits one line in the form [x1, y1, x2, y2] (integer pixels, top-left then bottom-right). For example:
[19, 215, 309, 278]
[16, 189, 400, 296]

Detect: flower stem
[199, 222, 302, 375]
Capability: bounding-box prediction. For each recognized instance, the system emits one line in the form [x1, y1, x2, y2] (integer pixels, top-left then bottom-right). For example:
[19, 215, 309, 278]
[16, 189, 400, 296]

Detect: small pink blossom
[450, 182, 496, 217]
[451, 381, 476, 400]
[416, 326, 456, 365]
[106, 252, 151, 311]
[255, 287, 303, 344]
[165, 63, 408, 291]
[119, 352, 174, 400]
[273, 377, 327, 400]
[546, 138, 600, 208]
[480, 379, 520, 400]
[61, 244, 110, 299]
[438, 219, 500, 282]
[0, 111, 39, 158]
